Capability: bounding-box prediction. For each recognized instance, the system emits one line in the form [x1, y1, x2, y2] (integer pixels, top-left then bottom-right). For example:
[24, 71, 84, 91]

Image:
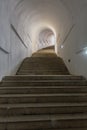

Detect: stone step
[18, 69, 68, 73]
[21, 64, 67, 68]
[3, 75, 84, 81]
[22, 59, 65, 62]
[22, 60, 66, 63]
[21, 63, 66, 67]
[20, 69, 67, 73]
[0, 93, 87, 104]
[17, 72, 70, 75]
[0, 85, 87, 88]
[2, 75, 84, 82]
[18, 67, 68, 70]
[0, 103, 87, 116]
[22, 62, 65, 66]
[2, 79, 86, 83]
[0, 114, 87, 130]
[19, 67, 68, 70]
[0, 86, 87, 94]
[21, 60, 66, 64]
[1, 80, 87, 86]
[21, 65, 66, 69]
[21, 62, 67, 66]
[21, 63, 67, 68]
[19, 67, 68, 71]
[22, 57, 64, 60]
[10, 128, 87, 130]
[21, 62, 67, 65]
[34, 128, 87, 130]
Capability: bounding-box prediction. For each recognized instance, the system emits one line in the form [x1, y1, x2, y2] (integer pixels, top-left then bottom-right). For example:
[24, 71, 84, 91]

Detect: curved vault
[11, 0, 73, 53]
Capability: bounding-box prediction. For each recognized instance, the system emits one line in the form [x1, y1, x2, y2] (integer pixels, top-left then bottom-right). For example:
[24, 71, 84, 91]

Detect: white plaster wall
[0, 0, 10, 51]
[0, 50, 9, 80]
[9, 28, 29, 75]
[0, 0, 32, 80]
[58, 0, 87, 78]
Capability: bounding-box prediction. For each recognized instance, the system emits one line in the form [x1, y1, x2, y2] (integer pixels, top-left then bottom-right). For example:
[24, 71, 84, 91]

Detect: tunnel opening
[32, 45, 56, 57]
[37, 28, 56, 51]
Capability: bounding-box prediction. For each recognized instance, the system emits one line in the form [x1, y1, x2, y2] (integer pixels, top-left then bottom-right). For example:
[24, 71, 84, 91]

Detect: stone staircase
[16, 57, 69, 75]
[0, 46, 87, 130]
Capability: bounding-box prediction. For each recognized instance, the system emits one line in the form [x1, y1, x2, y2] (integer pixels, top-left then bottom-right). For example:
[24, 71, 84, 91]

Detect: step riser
[21, 64, 67, 66]
[1, 82, 87, 86]
[2, 79, 86, 83]
[3, 78, 84, 81]
[19, 66, 68, 69]
[19, 71, 69, 74]
[0, 87, 87, 94]
[21, 61, 66, 63]
[21, 65, 67, 68]
[22, 59, 64, 62]
[0, 106, 87, 116]
[20, 66, 67, 69]
[21, 61, 66, 66]
[0, 120, 87, 130]
[0, 96, 87, 104]
[17, 73, 70, 75]
[18, 69, 69, 71]
[22, 63, 66, 66]
[20, 67, 68, 70]
[3, 76, 84, 81]
[19, 70, 68, 73]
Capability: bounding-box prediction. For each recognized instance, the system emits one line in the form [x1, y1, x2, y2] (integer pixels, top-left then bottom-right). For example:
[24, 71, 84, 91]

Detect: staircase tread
[4, 75, 77, 77]
[3, 79, 86, 82]
[0, 93, 87, 97]
[0, 114, 87, 122]
[3, 76, 83, 79]
[19, 70, 69, 71]
[0, 86, 87, 89]
[0, 103, 87, 108]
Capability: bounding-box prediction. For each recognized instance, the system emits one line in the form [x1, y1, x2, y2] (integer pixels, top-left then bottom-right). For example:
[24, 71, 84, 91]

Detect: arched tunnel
[1, 1, 87, 128]
[0, 0, 87, 80]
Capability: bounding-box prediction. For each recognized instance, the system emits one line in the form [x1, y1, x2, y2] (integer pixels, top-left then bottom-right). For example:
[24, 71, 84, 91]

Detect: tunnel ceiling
[10, 0, 87, 52]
